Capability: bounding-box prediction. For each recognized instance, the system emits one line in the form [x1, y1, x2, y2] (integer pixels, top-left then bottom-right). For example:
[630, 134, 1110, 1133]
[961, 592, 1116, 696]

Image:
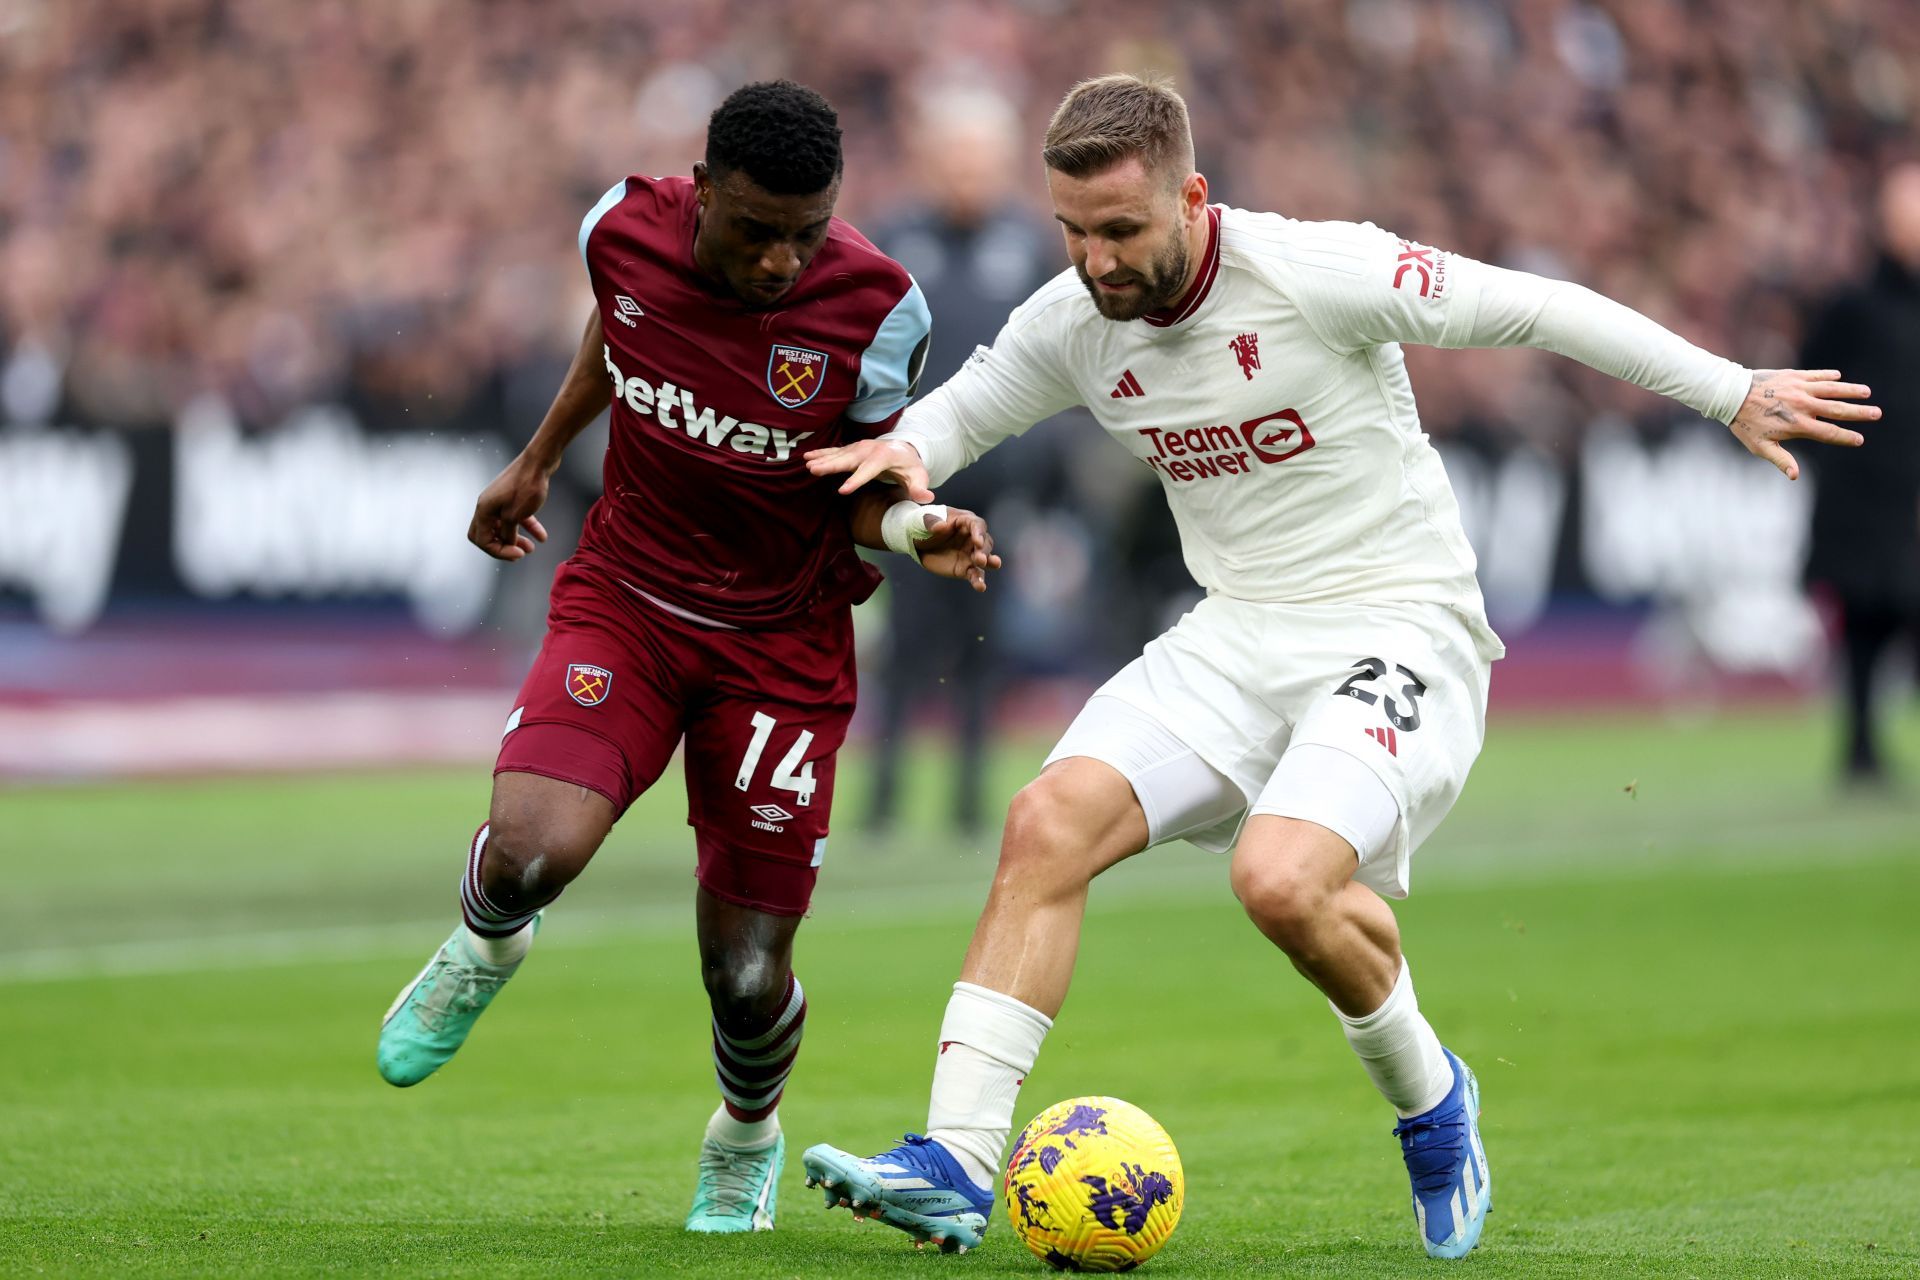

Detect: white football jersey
[890, 205, 1754, 664]
[893, 206, 1529, 658]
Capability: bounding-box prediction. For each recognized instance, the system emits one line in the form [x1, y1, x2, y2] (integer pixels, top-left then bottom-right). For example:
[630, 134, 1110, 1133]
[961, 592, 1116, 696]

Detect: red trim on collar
[1143, 205, 1222, 328]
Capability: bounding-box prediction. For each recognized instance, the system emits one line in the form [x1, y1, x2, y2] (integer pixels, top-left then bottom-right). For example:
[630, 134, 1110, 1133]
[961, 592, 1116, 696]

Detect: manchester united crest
[565, 663, 613, 707]
[767, 344, 829, 408]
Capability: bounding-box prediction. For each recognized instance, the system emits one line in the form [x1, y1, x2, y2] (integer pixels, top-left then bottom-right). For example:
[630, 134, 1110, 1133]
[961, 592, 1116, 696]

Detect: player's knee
[702, 947, 789, 1028]
[481, 810, 601, 911]
[1230, 853, 1334, 954]
[997, 776, 1102, 892]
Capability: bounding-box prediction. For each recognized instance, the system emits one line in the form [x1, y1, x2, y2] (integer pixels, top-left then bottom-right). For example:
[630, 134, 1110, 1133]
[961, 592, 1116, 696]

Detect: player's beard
[1076, 229, 1191, 321]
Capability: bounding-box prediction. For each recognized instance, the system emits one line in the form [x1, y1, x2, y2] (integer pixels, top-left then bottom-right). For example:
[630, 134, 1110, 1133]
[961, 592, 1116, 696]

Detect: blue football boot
[802, 1134, 993, 1252]
[1393, 1048, 1491, 1259]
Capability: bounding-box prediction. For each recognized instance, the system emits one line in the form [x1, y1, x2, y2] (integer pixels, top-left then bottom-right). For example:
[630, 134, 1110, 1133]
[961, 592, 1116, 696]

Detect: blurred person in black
[865, 86, 1058, 835]
[1802, 161, 1920, 786]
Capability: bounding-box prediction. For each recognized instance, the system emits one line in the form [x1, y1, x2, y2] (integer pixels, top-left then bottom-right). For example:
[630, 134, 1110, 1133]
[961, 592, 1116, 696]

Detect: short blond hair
[1042, 73, 1194, 186]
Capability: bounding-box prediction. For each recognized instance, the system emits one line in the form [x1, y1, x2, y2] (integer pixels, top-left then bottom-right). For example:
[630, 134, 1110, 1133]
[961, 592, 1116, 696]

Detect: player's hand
[912, 507, 1003, 592]
[468, 455, 552, 561]
[804, 438, 934, 502]
[1729, 369, 1879, 480]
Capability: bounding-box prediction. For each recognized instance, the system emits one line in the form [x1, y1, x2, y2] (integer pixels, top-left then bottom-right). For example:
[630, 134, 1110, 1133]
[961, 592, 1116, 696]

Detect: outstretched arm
[468, 308, 607, 560]
[1456, 267, 1877, 479]
[1285, 225, 1880, 479]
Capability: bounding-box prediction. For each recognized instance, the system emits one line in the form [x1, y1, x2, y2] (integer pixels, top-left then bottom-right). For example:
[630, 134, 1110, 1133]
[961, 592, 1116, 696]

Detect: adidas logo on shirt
[1109, 369, 1144, 399]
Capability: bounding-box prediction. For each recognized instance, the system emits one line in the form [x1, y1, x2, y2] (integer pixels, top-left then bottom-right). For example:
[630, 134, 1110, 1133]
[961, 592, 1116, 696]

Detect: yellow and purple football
[1003, 1096, 1184, 1271]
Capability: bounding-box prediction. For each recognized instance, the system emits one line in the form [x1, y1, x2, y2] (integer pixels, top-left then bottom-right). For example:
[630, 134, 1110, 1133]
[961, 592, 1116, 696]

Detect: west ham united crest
[565, 663, 613, 707]
[767, 344, 829, 408]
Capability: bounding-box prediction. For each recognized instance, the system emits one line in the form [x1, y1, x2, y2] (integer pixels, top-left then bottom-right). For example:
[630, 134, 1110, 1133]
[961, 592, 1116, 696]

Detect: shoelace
[695, 1143, 772, 1217]
[1393, 1109, 1469, 1198]
[413, 960, 512, 1033]
[877, 1133, 943, 1174]
[877, 1135, 984, 1203]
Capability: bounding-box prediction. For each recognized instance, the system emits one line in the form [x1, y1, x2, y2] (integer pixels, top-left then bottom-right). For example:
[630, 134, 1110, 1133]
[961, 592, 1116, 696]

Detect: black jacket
[1801, 255, 1920, 608]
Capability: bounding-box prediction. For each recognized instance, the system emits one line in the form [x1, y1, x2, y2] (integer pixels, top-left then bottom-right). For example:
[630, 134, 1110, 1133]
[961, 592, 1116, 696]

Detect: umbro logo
[1109, 369, 1144, 399]
[749, 802, 793, 834]
[614, 294, 644, 327]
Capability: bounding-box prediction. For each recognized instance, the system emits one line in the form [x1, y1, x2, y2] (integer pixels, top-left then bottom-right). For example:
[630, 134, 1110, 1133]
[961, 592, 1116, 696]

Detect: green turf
[2, 705, 1917, 1276]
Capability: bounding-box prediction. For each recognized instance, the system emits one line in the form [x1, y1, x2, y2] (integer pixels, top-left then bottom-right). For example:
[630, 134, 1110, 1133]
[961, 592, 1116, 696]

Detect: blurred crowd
[2, 0, 1915, 447]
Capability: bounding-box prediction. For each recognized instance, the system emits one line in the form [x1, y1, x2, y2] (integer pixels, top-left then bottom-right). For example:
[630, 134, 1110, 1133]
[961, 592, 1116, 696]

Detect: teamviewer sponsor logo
[1135, 408, 1316, 484]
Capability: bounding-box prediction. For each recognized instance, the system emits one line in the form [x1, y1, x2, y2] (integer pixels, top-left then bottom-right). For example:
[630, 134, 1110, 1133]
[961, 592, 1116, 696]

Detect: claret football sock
[1333, 958, 1454, 1118]
[713, 973, 807, 1126]
[925, 981, 1053, 1190]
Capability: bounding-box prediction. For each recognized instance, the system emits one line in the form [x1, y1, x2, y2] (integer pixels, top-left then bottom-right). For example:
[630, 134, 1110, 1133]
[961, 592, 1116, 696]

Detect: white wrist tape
[881, 500, 948, 559]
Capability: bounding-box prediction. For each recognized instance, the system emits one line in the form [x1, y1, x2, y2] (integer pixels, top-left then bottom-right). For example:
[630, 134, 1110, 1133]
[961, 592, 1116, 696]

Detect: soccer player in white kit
[800, 74, 1879, 1259]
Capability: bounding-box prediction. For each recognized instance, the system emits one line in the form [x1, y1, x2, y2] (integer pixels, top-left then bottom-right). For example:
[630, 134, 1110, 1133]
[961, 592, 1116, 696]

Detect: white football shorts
[1044, 595, 1494, 899]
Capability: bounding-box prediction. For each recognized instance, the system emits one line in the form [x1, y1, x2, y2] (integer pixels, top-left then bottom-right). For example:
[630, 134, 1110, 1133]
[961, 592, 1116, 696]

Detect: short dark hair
[705, 80, 843, 195]
[1043, 73, 1194, 188]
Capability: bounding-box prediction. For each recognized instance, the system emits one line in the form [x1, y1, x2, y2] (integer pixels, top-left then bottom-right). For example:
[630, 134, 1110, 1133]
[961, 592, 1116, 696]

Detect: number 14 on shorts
[735, 711, 817, 806]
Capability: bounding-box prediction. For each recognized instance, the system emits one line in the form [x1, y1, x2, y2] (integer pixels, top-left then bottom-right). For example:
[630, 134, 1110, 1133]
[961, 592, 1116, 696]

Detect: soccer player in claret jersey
[801, 74, 1880, 1258]
[375, 81, 1001, 1234]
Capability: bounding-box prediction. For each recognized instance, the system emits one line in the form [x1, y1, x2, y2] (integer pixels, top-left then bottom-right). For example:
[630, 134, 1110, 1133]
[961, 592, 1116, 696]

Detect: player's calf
[1231, 812, 1405, 1017]
[706, 972, 807, 1136]
[687, 982, 802, 1234]
[686, 888, 808, 1231]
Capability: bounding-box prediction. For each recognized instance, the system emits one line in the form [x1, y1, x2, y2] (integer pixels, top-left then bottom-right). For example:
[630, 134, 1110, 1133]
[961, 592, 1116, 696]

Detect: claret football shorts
[1045, 595, 1494, 899]
[495, 560, 855, 916]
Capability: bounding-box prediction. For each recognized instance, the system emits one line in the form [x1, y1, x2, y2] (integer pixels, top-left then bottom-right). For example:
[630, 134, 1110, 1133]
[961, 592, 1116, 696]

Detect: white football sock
[460, 919, 534, 968]
[926, 981, 1053, 1190]
[706, 1102, 780, 1151]
[1333, 959, 1455, 1119]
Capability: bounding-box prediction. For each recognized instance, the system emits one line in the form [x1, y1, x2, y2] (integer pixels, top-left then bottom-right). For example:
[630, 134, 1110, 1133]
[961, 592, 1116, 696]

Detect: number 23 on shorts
[1334, 657, 1428, 732]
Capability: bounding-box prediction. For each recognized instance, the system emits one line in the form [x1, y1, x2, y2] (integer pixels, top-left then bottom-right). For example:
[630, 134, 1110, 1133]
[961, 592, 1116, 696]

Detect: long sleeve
[1450, 261, 1751, 424]
[1282, 221, 1750, 424]
[884, 286, 1082, 486]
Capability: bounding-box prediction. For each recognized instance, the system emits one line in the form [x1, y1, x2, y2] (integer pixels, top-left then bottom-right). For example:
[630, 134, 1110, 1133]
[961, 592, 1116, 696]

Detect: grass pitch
[2, 705, 1917, 1277]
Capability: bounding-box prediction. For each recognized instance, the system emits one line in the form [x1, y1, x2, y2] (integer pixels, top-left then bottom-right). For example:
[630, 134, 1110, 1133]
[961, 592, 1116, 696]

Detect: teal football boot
[686, 1131, 784, 1232]
[376, 915, 539, 1087]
